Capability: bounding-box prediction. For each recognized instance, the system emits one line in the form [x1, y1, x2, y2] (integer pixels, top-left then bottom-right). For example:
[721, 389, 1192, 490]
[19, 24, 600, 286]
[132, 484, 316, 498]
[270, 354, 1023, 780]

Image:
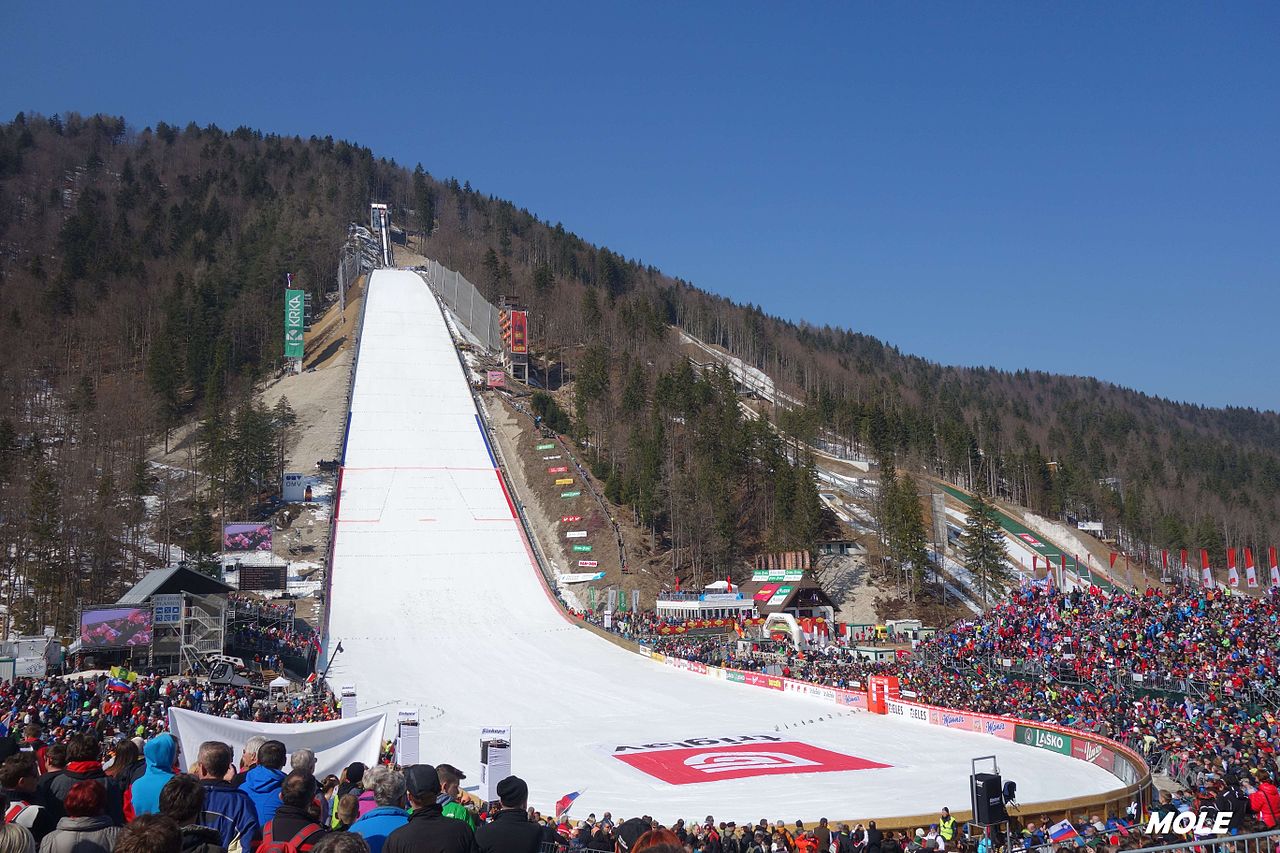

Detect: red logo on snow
[614, 741, 889, 785]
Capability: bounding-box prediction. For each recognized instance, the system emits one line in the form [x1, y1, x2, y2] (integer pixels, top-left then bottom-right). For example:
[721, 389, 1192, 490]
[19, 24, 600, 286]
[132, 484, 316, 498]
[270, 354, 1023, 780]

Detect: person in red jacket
[1246, 771, 1280, 829]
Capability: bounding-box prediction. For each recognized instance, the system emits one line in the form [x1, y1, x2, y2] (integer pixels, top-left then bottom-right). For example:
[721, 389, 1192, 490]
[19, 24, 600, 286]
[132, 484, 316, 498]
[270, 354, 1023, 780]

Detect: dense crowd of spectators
[0, 720, 1240, 853]
[226, 594, 321, 675]
[583, 584, 1280, 813]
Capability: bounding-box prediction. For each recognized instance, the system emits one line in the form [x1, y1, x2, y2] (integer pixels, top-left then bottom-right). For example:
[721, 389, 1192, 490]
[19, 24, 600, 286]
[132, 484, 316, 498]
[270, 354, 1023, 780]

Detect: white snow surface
[325, 270, 1118, 822]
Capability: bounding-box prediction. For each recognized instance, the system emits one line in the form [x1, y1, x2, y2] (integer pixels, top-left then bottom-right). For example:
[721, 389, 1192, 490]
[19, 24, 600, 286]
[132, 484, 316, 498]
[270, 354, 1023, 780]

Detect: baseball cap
[402, 764, 439, 800]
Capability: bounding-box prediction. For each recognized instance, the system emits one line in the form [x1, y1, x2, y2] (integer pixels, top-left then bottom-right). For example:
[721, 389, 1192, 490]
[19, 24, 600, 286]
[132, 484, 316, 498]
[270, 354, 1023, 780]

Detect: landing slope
[325, 269, 1117, 821]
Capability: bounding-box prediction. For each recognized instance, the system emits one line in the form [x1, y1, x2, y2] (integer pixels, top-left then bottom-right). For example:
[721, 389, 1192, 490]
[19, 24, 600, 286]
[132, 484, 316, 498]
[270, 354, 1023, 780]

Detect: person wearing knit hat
[474, 776, 542, 853]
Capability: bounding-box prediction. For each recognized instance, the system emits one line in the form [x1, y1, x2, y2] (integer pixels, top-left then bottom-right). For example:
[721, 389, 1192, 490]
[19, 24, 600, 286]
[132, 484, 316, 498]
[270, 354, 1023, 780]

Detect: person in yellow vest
[938, 808, 957, 846]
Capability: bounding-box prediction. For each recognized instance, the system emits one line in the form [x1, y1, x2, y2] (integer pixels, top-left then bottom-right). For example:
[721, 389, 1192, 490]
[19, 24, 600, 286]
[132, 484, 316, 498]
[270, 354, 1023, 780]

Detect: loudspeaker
[972, 773, 1008, 825]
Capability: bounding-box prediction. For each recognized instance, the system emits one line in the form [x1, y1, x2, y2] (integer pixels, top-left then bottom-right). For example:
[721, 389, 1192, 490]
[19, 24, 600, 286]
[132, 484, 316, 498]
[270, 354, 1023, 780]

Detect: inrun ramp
[325, 269, 1116, 821]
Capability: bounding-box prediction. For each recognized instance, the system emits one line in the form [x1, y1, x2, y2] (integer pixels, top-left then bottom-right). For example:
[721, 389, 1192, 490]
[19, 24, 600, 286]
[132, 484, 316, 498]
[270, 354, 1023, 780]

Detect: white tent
[268, 675, 291, 690]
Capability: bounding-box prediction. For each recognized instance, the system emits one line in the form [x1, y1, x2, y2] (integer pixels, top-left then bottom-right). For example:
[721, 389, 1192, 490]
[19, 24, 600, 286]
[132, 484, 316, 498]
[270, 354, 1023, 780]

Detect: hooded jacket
[243, 764, 288, 825]
[128, 734, 178, 817]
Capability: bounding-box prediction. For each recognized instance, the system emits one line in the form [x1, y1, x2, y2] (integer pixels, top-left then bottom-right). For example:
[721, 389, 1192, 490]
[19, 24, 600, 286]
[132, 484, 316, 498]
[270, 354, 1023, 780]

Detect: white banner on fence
[167, 707, 386, 781]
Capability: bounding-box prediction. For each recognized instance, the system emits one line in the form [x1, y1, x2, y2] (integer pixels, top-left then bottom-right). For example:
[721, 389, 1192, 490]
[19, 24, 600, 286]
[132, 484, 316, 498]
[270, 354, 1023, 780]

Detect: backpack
[260, 821, 324, 853]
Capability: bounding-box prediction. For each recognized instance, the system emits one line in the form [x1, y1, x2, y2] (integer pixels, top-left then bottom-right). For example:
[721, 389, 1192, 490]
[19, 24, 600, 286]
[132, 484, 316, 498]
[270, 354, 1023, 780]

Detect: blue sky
[4, 2, 1277, 410]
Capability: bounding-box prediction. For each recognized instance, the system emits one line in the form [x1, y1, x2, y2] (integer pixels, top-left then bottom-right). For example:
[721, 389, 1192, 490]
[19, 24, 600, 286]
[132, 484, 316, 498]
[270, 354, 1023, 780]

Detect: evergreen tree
[959, 487, 1009, 605]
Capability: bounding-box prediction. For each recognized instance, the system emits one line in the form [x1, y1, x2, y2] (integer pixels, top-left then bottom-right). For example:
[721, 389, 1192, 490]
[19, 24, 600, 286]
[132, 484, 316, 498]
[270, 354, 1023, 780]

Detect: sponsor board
[536, 443, 556, 451]
[663, 657, 709, 675]
[566, 531, 588, 539]
[560, 515, 583, 523]
[1145, 812, 1233, 836]
[572, 544, 593, 552]
[486, 370, 505, 388]
[555, 478, 574, 486]
[542, 455, 562, 460]
[976, 717, 1016, 740]
[887, 700, 930, 724]
[560, 491, 581, 498]
[1017, 533, 1043, 546]
[548, 466, 569, 474]
[1071, 738, 1116, 773]
[1015, 724, 1072, 755]
[578, 560, 598, 568]
[613, 740, 890, 785]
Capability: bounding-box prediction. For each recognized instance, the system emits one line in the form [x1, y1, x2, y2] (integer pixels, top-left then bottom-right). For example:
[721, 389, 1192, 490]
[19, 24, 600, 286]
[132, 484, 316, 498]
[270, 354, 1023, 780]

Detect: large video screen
[223, 522, 272, 552]
[79, 607, 153, 648]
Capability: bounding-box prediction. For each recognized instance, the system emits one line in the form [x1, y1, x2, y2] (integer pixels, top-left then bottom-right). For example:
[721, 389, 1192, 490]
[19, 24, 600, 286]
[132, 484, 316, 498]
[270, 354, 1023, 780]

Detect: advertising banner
[152, 595, 183, 626]
[536, 443, 556, 451]
[561, 515, 583, 523]
[1071, 738, 1117, 773]
[555, 478, 574, 486]
[560, 491, 581, 498]
[566, 531, 587, 539]
[79, 607, 154, 648]
[284, 288, 305, 358]
[578, 560, 599, 568]
[508, 311, 528, 354]
[283, 473, 306, 502]
[572, 545, 593, 552]
[1015, 724, 1073, 755]
[223, 523, 272, 552]
[548, 466, 569, 474]
[486, 370, 505, 388]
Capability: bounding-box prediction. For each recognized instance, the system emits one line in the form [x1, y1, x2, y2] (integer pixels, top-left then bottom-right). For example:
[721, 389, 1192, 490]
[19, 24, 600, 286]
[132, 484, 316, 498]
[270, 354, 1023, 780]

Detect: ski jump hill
[324, 268, 1133, 823]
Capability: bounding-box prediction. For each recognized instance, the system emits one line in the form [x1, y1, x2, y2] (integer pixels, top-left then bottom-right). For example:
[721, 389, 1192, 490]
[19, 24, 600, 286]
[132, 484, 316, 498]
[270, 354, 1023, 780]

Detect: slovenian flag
[1047, 820, 1078, 843]
[107, 678, 132, 693]
[555, 791, 580, 819]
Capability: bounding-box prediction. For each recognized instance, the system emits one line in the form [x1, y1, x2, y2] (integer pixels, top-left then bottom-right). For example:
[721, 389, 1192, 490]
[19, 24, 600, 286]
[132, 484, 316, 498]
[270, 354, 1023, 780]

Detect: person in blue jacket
[349, 765, 409, 853]
[127, 733, 177, 816]
[195, 740, 261, 852]
[242, 739, 288, 826]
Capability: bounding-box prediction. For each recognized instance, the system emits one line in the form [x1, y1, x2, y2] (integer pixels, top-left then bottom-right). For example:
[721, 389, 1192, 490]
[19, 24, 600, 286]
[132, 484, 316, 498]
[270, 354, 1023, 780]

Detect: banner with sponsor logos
[1015, 724, 1073, 755]
[639, 649, 1140, 790]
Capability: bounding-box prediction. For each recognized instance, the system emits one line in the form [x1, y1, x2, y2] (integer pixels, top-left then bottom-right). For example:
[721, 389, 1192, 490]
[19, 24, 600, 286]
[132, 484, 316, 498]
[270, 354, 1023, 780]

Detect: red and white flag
[1227, 548, 1240, 588]
[1270, 547, 1280, 588]
[1161, 550, 1169, 572]
[1201, 549, 1213, 589]
[1245, 547, 1259, 588]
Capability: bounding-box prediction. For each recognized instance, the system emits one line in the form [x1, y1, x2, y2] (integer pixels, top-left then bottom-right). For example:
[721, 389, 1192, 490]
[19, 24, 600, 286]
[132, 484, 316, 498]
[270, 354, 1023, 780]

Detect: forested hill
[0, 114, 1275, 632]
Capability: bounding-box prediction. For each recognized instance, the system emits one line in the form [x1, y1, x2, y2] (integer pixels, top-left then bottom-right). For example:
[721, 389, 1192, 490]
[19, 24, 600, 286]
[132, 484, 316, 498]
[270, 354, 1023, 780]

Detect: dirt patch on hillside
[484, 393, 668, 610]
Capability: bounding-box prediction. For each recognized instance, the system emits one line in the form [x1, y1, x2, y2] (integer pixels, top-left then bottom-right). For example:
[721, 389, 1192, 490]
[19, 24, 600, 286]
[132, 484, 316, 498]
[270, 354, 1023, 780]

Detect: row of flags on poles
[1129, 547, 1278, 589]
[1030, 547, 1280, 590]
[1169, 546, 1280, 590]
